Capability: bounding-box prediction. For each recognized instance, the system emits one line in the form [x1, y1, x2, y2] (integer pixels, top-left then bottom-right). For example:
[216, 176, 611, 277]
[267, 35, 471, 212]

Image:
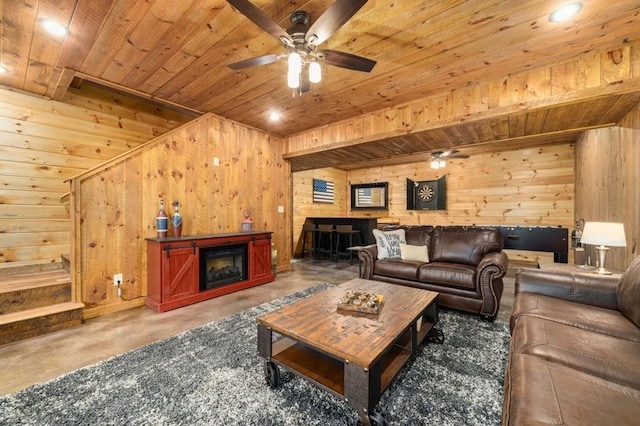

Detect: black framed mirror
[350, 182, 389, 210]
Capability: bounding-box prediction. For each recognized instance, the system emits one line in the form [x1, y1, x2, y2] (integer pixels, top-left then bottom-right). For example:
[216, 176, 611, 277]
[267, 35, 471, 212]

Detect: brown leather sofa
[502, 256, 640, 425]
[358, 225, 509, 320]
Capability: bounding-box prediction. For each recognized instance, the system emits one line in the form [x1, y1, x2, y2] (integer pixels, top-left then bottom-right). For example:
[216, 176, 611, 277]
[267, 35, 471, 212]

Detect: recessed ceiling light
[0, 65, 7, 74]
[40, 19, 69, 36]
[268, 112, 281, 121]
[549, 3, 583, 22]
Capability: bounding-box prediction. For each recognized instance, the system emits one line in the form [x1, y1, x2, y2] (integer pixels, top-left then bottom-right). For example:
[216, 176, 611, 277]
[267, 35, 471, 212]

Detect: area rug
[0, 283, 510, 425]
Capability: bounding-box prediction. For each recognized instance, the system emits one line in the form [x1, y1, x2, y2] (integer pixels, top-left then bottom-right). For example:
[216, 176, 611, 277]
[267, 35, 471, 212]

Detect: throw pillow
[372, 228, 406, 260]
[400, 243, 429, 263]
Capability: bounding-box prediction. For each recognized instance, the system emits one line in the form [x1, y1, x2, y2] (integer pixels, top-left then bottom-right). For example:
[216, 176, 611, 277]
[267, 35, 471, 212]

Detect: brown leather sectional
[503, 256, 640, 425]
[358, 225, 509, 320]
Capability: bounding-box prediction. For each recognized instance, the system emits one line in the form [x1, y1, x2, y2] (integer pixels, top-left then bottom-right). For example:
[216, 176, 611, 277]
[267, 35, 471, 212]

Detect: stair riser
[0, 309, 82, 346]
[0, 284, 71, 315]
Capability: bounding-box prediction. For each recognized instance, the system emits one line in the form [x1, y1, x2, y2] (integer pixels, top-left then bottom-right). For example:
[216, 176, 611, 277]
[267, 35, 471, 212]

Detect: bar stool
[315, 224, 335, 260]
[300, 224, 316, 259]
[334, 225, 362, 264]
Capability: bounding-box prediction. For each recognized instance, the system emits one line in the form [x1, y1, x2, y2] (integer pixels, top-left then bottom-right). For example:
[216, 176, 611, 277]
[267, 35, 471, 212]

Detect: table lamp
[580, 221, 627, 274]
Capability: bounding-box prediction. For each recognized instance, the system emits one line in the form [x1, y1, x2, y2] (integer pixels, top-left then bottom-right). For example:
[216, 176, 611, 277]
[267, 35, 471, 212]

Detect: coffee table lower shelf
[257, 315, 438, 426]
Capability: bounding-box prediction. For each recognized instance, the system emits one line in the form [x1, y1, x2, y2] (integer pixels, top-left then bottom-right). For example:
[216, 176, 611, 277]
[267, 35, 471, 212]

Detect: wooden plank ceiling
[2, 0, 640, 170]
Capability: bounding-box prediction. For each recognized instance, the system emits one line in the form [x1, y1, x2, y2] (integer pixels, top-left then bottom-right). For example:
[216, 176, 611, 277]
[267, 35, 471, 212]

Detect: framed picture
[350, 182, 388, 210]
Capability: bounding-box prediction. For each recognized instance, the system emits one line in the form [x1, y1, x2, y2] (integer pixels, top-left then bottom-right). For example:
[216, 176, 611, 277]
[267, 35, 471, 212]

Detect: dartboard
[418, 185, 435, 201]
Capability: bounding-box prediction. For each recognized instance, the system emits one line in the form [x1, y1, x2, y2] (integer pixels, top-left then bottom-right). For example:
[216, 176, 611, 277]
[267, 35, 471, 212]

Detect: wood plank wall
[575, 103, 640, 271]
[0, 83, 191, 269]
[292, 168, 347, 255]
[70, 114, 290, 318]
[292, 144, 575, 264]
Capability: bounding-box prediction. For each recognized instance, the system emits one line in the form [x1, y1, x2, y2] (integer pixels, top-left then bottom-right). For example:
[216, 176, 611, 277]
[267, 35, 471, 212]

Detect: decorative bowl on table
[337, 290, 384, 314]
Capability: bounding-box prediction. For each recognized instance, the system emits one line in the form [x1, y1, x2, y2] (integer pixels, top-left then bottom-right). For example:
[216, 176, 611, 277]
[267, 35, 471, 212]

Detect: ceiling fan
[429, 149, 469, 169]
[225, 0, 376, 93]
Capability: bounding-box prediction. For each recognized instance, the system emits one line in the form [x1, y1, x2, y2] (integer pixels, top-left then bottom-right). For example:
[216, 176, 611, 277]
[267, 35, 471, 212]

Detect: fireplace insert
[199, 244, 247, 291]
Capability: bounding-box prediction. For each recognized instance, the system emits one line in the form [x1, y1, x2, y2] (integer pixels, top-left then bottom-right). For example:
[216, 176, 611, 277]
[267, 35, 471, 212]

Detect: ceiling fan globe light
[287, 71, 300, 89]
[288, 52, 302, 74]
[439, 160, 446, 168]
[309, 61, 322, 83]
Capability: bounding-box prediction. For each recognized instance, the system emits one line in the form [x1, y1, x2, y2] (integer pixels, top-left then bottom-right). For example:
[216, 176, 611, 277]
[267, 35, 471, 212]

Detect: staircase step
[0, 260, 64, 276]
[0, 302, 84, 346]
[61, 254, 71, 274]
[0, 269, 72, 315]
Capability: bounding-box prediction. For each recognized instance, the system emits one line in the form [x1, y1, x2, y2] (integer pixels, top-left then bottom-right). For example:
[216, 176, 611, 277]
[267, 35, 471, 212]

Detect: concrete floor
[0, 258, 515, 396]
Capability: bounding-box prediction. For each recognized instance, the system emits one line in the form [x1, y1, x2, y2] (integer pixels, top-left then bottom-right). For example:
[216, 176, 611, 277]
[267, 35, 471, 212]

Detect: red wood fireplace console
[146, 231, 275, 312]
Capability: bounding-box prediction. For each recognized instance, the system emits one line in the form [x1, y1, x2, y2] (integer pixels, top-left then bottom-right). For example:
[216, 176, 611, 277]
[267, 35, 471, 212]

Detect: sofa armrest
[477, 251, 509, 278]
[475, 251, 509, 319]
[358, 244, 378, 279]
[515, 268, 620, 309]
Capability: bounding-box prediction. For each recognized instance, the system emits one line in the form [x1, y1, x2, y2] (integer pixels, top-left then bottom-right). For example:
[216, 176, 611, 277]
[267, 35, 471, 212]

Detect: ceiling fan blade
[306, 0, 368, 46]
[431, 149, 469, 159]
[320, 49, 376, 72]
[227, 53, 282, 70]
[226, 0, 292, 44]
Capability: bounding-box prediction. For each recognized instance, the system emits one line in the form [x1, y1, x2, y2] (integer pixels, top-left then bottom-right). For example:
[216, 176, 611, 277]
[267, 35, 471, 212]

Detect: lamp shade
[580, 222, 627, 247]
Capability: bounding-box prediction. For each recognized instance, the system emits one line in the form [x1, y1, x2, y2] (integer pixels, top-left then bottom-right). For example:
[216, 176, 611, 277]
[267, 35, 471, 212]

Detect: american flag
[358, 187, 372, 205]
[313, 178, 334, 203]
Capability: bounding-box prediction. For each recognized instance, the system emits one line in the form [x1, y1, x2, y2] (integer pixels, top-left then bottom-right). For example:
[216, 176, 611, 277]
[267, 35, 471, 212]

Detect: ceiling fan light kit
[430, 160, 446, 169]
[429, 150, 469, 169]
[226, 0, 376, 94]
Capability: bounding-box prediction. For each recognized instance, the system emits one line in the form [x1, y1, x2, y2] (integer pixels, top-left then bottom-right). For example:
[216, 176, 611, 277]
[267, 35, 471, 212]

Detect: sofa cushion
[503, 354, 640, 425]
[511, 316, 640, 390]
[618, 255, 640, 328]
[430, 226, 502, 266]
[372, 228, 406, 259]
[418, 262, 476, 290]
[374, 258, 420, 280]
[400, 243, 429, 262]
[403, 226, 433, 246]
[511, 292, 640, 343]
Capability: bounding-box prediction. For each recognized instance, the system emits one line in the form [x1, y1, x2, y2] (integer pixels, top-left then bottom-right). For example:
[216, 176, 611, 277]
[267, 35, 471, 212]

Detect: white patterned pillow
[372, 229, 407, 260]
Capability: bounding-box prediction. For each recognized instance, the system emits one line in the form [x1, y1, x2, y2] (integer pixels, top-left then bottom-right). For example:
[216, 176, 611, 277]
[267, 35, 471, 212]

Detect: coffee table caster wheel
[264, 361, 280, 388]
[356, 410, 388, 426]
[427, 327, 445, 344]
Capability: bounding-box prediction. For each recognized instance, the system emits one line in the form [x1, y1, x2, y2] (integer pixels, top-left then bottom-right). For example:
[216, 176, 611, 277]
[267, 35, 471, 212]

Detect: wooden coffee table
[256, 278, 440, 426]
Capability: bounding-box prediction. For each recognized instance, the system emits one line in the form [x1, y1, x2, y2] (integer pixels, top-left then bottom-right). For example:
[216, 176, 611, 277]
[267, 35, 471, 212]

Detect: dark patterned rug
[0, 284, 510, 425]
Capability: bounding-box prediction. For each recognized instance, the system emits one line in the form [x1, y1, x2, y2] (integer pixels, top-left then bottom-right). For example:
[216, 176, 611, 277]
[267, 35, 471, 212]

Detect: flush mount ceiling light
[0, 65, 7, 74]
[549, 3, 583, 22]
[40, 19, 69, 36]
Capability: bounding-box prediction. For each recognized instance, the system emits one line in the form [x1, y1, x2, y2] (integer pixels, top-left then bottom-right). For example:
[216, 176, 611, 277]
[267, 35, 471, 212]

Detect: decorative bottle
[241, 209, 252, 232]
[171, 200, 183, 237]
[156, 199, 168, 238]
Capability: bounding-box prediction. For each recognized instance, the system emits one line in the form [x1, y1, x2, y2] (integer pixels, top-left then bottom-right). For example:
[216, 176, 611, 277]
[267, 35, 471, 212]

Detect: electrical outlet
[113, 273, 123, 286]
